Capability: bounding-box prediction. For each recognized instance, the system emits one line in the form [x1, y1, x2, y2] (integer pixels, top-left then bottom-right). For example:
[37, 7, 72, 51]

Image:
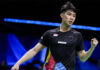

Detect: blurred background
[0, 0, 100, 70]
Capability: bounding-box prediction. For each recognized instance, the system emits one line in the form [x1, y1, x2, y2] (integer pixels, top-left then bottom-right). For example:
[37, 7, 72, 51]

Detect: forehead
[65, 10, 76, 15]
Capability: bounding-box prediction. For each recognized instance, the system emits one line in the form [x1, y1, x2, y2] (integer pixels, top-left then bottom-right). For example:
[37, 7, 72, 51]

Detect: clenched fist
[91, 38, 99, 48]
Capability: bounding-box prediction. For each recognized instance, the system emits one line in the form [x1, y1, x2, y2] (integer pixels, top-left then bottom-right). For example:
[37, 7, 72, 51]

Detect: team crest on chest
[53, 33, 59, 37]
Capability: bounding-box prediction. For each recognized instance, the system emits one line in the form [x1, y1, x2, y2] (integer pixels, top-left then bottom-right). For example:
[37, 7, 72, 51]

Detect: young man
[11, 1, 99, 70]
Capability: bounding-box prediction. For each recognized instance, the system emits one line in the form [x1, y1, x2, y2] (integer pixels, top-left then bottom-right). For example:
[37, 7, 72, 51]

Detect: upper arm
[39, 30, 50, 47]
[76, 33, 84, 52]
[32, 42, 45, 53]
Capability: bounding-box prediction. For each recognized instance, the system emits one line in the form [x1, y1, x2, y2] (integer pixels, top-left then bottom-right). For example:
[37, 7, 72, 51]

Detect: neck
[60, 21, 71, 32]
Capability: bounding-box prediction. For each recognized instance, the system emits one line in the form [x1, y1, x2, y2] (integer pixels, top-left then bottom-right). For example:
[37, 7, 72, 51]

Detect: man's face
[61, 10, 76, 26]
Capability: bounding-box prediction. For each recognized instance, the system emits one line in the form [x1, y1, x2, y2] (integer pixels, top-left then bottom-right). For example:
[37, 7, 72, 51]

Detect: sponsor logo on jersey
[58, 41, 67, 44]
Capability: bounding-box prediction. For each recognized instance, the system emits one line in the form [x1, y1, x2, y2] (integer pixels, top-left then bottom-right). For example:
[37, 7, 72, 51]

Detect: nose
[69, 16, 74, 21]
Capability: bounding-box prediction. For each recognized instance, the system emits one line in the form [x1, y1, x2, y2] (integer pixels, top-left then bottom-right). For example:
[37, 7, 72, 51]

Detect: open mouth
[69, 21, 72, 24]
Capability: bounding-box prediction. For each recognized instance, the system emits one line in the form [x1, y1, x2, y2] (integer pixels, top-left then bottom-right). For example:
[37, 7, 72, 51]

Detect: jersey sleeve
[39, 30, 50, 47]
[76, 33, 84, 52]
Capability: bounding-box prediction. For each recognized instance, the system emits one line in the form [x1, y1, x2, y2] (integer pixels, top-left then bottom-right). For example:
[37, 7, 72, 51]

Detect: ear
[60, 13, 64, 18]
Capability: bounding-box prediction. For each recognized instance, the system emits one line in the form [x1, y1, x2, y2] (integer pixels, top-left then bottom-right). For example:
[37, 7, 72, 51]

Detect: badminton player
[11, 1, 99, 70]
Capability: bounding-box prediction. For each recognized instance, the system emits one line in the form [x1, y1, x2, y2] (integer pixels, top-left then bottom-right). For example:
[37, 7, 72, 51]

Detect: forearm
[15, 48, 38, 65]
[80, 47, 95, 62]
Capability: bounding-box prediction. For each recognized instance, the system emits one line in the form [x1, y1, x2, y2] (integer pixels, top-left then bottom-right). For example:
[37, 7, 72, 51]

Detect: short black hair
[60, 1, 77, 13]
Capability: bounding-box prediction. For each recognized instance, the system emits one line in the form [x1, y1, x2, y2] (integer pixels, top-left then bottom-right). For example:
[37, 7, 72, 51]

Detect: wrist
[91, 46, 95, 50]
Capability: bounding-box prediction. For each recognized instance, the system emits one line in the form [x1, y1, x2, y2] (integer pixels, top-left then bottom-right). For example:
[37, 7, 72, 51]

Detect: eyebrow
[67, 11, 76, 15]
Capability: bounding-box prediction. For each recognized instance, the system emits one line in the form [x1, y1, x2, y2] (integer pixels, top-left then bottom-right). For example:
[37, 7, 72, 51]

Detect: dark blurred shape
[97, 60, 100, 69]
[0, 60, 9, 70]
[18, 60, 43, 70]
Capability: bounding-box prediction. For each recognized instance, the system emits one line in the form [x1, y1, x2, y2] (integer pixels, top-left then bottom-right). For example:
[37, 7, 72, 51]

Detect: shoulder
[71, 29, 83, 37]
[45, 27, 59, 33]
[71, 29, 82, 35]
[43, 27, 58, 35]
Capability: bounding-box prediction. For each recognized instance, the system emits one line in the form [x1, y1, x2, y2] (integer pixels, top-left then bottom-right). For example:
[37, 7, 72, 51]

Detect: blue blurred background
[0, 0, 100, 70]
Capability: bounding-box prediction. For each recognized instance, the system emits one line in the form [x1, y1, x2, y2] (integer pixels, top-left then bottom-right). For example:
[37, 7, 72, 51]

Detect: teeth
[69, 21, 72, 24]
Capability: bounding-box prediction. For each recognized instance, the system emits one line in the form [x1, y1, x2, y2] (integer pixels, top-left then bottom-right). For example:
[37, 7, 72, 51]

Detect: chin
[65, 24, 71, 26]
[67, 23, 72, 26]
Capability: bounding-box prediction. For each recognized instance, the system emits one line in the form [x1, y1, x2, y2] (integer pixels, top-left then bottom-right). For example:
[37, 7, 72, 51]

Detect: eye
[73, 14, 76, 17]
[67, 12, 71, 16]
